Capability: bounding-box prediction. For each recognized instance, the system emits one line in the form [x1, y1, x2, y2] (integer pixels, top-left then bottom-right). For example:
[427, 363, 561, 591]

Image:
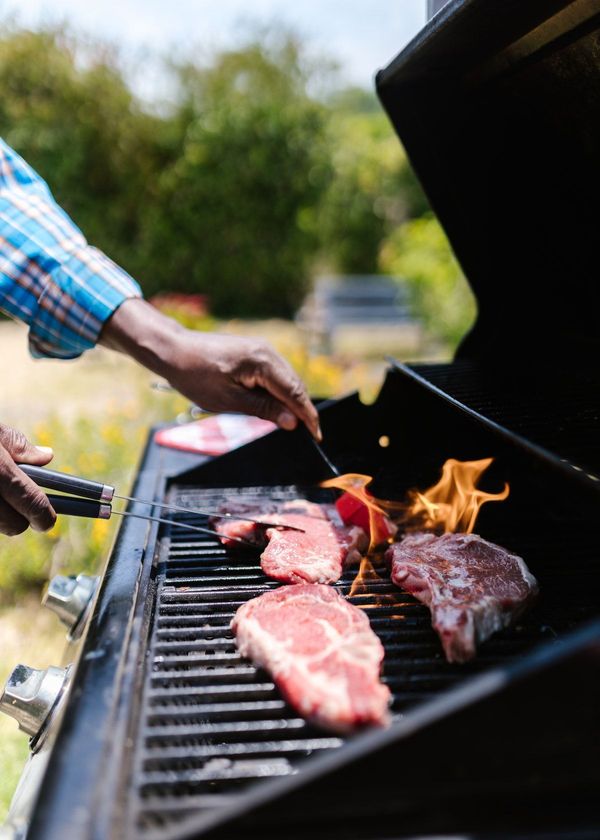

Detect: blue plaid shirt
[0, 138, 141, 359]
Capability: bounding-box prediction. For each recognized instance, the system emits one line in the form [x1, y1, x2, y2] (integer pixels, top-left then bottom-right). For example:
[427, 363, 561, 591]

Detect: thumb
[24, 445, 54, 466]
[0, 425, 54, 466]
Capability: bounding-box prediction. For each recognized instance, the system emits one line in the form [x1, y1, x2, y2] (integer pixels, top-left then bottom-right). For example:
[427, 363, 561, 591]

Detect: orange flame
[320, 473, 390, 550]
[321, 473, 393, 596]
[320, 459, 508, 597]
[406, 457, 509, 534]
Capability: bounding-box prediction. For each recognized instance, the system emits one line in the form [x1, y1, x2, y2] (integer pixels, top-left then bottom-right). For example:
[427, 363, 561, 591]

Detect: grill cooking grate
[128, 484, 589, 835]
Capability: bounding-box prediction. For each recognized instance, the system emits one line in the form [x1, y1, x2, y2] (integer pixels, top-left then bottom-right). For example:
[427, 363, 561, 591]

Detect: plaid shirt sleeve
[0, 138, 142, 359]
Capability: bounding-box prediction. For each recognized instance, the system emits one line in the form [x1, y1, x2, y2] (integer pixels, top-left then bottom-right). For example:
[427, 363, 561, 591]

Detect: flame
[320, 473, 389, 551]
[405, 457, 509, 534]
[320, 460, 508, 597]
[321, 473, 392, 596]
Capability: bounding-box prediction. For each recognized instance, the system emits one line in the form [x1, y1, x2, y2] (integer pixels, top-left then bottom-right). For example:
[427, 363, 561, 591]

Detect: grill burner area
[128, 483, 593, 836]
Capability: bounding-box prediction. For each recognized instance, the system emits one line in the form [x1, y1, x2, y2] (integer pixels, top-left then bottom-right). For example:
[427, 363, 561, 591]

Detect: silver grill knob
[42, 574, 97, 637]
[0, 665, 68, 739]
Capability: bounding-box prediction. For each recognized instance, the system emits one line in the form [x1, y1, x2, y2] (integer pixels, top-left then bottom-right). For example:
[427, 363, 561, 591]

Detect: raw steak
[211, 499, 316, 548]
[214, 500, 368, 585]
[231, 584, 391, 731]
[385, 532, 538, 663]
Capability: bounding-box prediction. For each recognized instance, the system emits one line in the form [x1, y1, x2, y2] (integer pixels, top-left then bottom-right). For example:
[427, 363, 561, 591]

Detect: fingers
[226, 383, 298, 431]
[0, 426, 57, 534]
[0, 423, 54, 466]
[0, 460, 57, 532]
[0, 497, 29, 536]
[162, 331, 322, 439]
[238, 349, 322, 441]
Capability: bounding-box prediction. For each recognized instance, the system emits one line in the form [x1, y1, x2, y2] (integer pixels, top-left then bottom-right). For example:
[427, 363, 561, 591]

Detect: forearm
[101, 299, 321, 438]
[100, 298, 185, 378]
[0, 142, 319, 437]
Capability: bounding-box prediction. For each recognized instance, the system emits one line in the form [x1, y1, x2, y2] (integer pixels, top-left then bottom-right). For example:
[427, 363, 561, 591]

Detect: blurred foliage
[379, 213, 476, 349]
[0, 410, 144, 601]
[150, 293, 216, 331]
[0, 25, 446, 331]
[0, 26, 332, 318]
[138, 32, 331, 316]
[0, 717, 27, 817]
[0, 28, 169, 277]
[317, 88, 428, 274]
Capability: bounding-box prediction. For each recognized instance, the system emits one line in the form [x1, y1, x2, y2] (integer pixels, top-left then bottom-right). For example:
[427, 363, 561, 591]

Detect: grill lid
[377, 0, 600, 363]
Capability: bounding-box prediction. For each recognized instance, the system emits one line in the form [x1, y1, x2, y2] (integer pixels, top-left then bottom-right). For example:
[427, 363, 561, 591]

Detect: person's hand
[165, 332, 321, 436]
[102, 299, 322, 439]
[0, 424, 57, 536]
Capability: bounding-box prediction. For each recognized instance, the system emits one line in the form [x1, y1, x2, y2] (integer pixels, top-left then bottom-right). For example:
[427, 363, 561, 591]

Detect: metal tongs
[19, 464, 305, 545]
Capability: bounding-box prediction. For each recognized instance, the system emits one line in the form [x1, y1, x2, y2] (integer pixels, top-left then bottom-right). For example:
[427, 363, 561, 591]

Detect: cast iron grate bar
[128, 484, 575, 836]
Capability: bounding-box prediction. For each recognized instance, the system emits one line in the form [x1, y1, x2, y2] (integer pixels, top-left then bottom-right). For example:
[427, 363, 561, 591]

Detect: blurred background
[0, 0, 475, 813]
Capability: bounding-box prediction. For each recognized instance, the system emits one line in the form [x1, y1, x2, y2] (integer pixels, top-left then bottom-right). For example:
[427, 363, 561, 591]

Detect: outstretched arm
[0, 139, 320, 436]
[0, 141, 320, 536]
[101, 298, 320, 437]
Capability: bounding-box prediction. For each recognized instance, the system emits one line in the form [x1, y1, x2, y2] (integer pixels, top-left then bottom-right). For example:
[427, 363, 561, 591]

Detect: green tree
[379, 213, 476, 350]
[317, 87, 428, 275]
[137, 33, 332, 316]
[0, 27, 170, 280]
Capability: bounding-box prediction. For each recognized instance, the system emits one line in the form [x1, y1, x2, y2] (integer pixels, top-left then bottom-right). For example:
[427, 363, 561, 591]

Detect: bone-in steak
[385, 532, 538, 663]
[215, 500, 367, 585]
[231, 584, 391, 731]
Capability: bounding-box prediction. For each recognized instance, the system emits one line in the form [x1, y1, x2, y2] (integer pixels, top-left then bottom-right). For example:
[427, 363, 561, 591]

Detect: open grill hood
[377, 0, 600, 364]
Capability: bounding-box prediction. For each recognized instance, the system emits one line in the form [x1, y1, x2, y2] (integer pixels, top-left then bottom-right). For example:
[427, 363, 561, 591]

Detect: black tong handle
[19, 464, 114, 502]
[46, 494, 111, 519]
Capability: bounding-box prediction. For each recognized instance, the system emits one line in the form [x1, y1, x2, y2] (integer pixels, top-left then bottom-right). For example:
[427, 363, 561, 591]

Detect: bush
[0, 27, 168, 282]
[317, 88, 428, 274]
[137, 34, 331, 316]
[0, 27, 331, 318]
[150, 293, 216, 331]
[379, 213, 476, 351]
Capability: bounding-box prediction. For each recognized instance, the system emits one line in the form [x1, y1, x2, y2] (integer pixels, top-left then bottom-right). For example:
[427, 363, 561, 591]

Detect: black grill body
[27, 364, 600, 840]
[23, 2, 600, 838]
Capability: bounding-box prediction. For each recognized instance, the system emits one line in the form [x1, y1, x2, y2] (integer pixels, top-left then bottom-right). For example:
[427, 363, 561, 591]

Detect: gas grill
[3, 1, 600, 838]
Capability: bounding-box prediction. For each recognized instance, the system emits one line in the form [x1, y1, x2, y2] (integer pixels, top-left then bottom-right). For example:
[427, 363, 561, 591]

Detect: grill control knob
[0, 664, 69, 740]
[42, 574, 97, 637]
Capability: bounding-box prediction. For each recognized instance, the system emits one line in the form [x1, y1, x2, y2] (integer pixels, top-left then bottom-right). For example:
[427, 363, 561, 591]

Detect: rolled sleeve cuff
[28, 246, 142, 359]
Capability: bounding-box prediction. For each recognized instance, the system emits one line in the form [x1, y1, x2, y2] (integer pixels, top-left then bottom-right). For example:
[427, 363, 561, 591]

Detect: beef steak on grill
[231, 584, 391, 732]
[385, 532, 538, 663]
[214, 500, 367, 585]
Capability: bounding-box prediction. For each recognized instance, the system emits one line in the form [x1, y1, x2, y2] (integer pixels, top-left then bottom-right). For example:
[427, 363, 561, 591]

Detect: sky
[0, 1, 427, 97]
